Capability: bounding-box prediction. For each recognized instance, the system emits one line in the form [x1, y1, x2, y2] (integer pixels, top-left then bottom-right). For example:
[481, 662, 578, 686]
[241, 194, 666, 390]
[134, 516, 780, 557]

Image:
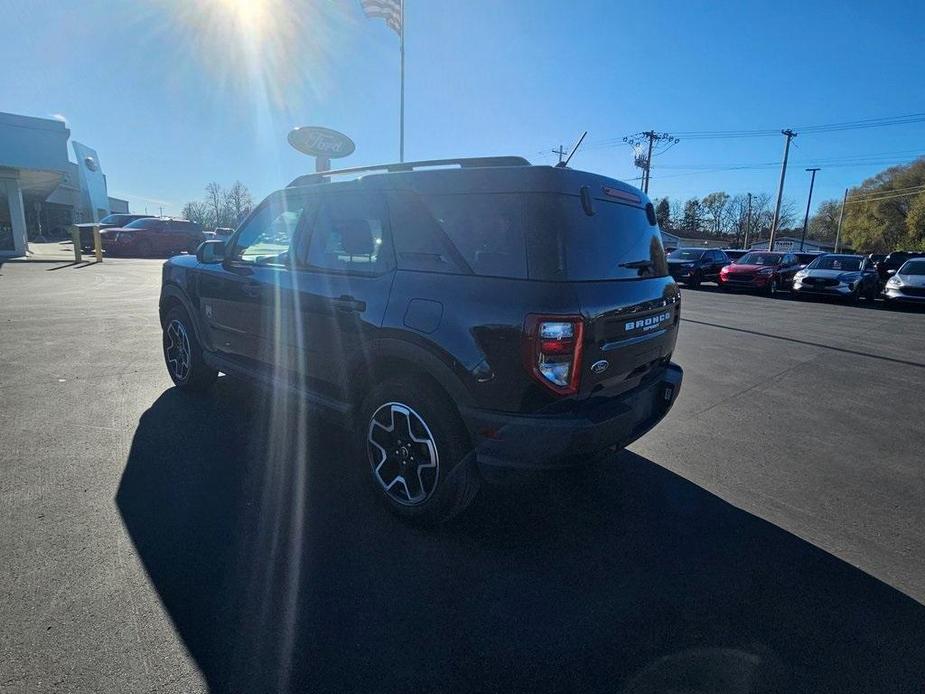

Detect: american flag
[360, 0, 402, 37]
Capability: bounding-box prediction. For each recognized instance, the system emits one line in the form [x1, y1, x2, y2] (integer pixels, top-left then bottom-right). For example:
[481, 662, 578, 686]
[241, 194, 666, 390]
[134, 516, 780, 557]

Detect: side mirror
[886, 268, 897, 277]
[196, 240, 226, 264]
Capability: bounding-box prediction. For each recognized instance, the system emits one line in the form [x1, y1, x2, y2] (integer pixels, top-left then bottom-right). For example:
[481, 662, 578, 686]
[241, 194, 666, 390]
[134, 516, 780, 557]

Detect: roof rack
[286, 155, 531, 188]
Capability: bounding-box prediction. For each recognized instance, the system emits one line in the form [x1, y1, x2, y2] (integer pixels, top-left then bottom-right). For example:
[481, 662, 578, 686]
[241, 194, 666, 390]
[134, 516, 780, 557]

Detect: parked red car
[100, 217, 205, 257]
[719, 251, 801, 295]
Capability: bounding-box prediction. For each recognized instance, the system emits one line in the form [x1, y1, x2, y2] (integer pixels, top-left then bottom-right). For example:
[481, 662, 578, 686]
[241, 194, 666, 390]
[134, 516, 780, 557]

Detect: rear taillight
[523, 315, 584, 395]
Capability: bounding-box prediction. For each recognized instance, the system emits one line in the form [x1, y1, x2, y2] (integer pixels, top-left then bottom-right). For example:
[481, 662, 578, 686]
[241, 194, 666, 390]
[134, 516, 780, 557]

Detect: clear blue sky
[2, 0, 924, 215]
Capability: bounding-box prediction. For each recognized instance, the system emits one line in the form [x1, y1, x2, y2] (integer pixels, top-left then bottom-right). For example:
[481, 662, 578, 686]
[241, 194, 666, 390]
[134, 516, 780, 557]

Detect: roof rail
[286, 155, 531, 188]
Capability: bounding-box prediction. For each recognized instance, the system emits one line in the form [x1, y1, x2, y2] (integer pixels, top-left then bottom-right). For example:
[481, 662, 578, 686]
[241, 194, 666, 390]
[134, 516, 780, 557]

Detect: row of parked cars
[666, 247, 925, 307]
[77, 213, 206, 257]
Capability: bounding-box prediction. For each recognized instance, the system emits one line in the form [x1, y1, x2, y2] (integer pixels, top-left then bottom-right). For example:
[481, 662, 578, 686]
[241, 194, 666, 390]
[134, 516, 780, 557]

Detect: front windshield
[808, 255, 862, 271]
[668, 249, 703, 261]
[738, 253, 782, 266]
[124, 218, 162, 229]
[900, 259, 925, 275]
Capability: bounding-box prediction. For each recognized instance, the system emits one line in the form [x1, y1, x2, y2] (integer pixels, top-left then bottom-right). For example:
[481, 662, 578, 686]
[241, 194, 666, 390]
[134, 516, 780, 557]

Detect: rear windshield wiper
[619, 259, 654, 270]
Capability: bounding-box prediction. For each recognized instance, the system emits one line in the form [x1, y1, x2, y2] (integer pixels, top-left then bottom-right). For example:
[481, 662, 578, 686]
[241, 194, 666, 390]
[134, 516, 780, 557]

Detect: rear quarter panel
[382, 270, 581, 413]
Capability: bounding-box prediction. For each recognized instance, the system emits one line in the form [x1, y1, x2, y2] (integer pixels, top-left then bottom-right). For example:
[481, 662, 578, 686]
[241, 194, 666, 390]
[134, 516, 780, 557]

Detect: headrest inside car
[338, 219, 375, 256]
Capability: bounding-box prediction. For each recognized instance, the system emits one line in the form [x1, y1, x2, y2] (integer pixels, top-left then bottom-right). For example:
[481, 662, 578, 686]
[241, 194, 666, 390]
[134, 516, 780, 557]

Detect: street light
[800, 167, 821, 252]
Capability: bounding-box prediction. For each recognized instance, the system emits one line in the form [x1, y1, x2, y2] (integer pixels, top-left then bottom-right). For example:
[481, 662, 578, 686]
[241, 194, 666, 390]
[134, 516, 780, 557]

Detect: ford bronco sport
[158, 157, 683, 523]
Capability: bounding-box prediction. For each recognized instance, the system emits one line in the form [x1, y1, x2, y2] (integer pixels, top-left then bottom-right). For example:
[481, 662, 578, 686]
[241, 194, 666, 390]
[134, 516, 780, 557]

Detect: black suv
[877, 250, 925, 283]
[666, 247, 729, 287]
[158, 157, 683, 523]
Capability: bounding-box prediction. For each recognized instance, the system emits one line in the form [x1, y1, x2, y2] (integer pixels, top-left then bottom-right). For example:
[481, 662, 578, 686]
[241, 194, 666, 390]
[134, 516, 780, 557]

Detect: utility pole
[743, 192, 752, 248]
[552, 145, 567, 164]
[642, 131, 655, 193]
[768, 128, 797, 251]
[799, 168, 820, 251]
[834, 187, 849, 253]
[623, 131, 677, 195]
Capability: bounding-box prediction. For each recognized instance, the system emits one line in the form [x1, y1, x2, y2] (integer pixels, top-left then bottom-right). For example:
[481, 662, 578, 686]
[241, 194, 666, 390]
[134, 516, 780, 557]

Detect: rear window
[125, 218, 162, 229]
[809, 255, 862, 271]
[739, 252, 782, 266]
[388, 190, 667, 281]
[668, 249, 705, 261]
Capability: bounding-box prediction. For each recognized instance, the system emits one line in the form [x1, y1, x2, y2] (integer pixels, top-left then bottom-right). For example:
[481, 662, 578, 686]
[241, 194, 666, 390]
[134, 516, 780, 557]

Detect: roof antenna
[557, 131, 587, 168]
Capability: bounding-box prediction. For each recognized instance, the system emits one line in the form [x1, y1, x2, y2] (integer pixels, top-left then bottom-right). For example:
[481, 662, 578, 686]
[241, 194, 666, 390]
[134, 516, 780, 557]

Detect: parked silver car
[883, 258, 925, 306]
[791, 254, 879, 302]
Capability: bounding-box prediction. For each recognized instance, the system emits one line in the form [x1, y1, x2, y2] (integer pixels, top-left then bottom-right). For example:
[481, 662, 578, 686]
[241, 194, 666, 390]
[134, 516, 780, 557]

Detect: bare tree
[205, 182, 227, 229]
[181, 200, 210, 226]
[701, 192, 730, 237]
[224, 181, 253, 226]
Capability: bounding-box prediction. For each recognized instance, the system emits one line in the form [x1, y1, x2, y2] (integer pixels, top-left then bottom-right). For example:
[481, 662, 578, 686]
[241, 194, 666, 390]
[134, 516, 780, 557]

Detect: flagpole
[399, 0, 405, 162]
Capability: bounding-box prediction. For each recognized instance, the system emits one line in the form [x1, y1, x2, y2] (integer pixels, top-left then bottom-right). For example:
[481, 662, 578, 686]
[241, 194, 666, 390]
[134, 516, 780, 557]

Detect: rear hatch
[522, 187, 680, 399]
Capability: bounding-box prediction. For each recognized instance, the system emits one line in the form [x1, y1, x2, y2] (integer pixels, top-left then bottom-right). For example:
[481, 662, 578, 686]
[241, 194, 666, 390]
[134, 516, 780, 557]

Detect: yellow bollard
[93, 225, 103, 262]
[70, 225, 82, 262]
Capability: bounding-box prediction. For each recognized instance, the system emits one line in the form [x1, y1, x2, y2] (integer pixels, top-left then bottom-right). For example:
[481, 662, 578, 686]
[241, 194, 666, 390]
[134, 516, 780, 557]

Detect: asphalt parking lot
[2, 259, 924, 693]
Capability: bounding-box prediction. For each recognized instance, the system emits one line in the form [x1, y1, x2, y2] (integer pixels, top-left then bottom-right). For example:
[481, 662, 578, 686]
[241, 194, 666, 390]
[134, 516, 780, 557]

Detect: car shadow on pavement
[116, 380, 925, 694]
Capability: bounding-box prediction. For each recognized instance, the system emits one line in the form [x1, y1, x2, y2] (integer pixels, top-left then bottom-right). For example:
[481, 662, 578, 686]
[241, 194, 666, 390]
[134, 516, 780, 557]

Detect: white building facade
[0, 111, 127, 257]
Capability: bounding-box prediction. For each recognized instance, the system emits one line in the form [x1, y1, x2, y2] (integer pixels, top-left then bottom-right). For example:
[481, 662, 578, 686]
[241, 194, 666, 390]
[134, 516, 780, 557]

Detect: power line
[846, 189, 925, 204]
[848, 182, 925, 198]
[585, 111, 925, 149]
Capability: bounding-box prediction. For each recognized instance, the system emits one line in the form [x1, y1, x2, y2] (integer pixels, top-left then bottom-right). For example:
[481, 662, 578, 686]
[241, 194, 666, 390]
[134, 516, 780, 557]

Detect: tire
[687, 272, 701, 289]
[359, 376, 479, 525]
[162, 306, 218, 392]
[136, 239, 153, 257]
[765, 278, 777, 296]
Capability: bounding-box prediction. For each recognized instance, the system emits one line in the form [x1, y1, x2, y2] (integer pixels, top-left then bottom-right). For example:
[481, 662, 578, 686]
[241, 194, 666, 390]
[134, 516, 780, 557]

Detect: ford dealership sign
[287, 126, 355, 159]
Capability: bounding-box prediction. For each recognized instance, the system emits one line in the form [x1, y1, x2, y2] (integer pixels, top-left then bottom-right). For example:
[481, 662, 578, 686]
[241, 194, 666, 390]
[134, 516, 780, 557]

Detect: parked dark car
[791, 254, 879, 301]
[718, 251, 801, 295]
[877, 251, 925, 283]
[867, 253, 886, 267]
[75, 213, 154, 251]
[883, 258, 925, 307]
[666, 247, 728, 287]
[723, 249, 748, 262]
[101, 217, 205, 257]
[158, 157, 683, 523]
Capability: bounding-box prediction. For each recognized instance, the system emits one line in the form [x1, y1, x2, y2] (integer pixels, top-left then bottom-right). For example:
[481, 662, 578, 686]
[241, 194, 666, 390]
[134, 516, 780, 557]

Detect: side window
[302, 192, 392, 274]
[230, 193, 306, 266]
[390, 191, 527, 279]
[387, 191, 468, 274]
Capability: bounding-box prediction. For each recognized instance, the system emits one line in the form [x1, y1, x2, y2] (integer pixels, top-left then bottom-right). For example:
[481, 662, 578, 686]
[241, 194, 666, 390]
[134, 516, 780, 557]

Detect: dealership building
[0, 111, 128, 257]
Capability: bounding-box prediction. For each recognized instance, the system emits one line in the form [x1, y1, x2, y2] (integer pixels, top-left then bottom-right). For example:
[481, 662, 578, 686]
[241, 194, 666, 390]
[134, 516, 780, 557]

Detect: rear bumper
[461, 363, 682, 473]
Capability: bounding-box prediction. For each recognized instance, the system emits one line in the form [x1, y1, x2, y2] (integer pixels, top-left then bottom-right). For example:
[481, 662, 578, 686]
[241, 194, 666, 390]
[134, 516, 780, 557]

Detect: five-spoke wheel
[367, 402, 439, 506]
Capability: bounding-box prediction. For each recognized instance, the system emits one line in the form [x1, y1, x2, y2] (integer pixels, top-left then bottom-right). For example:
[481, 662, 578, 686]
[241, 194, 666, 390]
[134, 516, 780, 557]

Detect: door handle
[240, 281, 262, 298]
[333, 295, 366, 312]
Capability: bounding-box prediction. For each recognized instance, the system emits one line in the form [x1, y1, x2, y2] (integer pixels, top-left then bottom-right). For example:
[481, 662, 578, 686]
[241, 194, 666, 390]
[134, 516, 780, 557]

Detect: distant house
[675, 237, 730, 249]
[748, 236, 836, 253]
[660, 230, 681, 250]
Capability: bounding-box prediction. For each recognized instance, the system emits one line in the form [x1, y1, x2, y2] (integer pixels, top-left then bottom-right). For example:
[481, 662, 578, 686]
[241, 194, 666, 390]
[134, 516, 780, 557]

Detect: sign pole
[399, 0, 405, 162]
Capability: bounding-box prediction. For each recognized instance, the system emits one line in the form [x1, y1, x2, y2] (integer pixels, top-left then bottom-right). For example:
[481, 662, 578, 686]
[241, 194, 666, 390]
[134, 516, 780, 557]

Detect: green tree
[842, 157, 925, 252]
[701, 192, 730, 236]
[807, 199, 841, 242]
[682, 198, 702, 236]
[654, 197, 671, 230]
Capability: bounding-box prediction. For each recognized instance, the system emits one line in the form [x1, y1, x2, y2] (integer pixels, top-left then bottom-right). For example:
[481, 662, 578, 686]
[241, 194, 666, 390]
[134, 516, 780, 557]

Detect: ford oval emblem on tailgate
[591, 360, 609, 375]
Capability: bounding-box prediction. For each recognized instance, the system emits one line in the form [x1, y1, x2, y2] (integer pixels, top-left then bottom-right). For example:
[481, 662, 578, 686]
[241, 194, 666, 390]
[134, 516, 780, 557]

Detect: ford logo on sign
[287, 126, 356, 159]
[591, 360, 609, 375]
